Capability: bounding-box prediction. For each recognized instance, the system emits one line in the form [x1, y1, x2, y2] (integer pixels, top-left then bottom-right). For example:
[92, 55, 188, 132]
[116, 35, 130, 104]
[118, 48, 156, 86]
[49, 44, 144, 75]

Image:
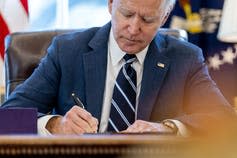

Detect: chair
[4, 28, 187, 100]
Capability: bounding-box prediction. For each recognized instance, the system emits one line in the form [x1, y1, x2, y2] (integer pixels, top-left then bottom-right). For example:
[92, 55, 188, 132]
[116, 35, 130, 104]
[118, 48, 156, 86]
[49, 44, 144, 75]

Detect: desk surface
[0, 134, 233, 158]
[0, 134, 194, 157]
[0, 134, 188, 145]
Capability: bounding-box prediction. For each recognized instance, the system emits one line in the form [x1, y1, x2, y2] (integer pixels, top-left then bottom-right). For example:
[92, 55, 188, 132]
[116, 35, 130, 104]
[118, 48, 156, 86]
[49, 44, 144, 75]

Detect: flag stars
[222, 47, 237, 64]
[208, 44, 237, 70]
[208, 54, 223, 70]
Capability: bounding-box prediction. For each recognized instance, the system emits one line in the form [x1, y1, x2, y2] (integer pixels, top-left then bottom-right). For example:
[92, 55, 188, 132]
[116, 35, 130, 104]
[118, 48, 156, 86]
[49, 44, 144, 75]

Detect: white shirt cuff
[37, 115, 57, 136]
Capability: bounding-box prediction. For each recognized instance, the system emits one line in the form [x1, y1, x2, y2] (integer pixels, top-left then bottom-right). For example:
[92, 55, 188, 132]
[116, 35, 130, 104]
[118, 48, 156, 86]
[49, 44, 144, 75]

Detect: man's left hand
[121, 120, 174, 134]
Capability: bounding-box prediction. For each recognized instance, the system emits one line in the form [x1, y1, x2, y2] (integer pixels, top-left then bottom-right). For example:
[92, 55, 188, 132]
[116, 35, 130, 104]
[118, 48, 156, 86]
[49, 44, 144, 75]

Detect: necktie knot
[123, 54, 136, 64]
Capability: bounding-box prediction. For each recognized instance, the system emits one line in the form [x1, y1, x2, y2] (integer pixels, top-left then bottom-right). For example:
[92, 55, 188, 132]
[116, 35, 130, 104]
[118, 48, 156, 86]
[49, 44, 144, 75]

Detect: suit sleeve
[176, 47, 237, 136]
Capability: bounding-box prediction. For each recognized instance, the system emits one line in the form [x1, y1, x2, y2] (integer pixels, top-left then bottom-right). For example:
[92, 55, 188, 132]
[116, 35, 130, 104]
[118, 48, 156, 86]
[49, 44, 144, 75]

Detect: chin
[124, 46, 145, 54]
[120, 43, 147, 54]
[121, 47, 138, 54]
[119, 45, 138, 54]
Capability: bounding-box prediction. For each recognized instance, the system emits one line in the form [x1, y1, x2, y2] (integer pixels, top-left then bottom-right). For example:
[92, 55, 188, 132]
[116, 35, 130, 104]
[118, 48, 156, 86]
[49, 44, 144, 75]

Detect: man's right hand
[46, 106, 98, 134]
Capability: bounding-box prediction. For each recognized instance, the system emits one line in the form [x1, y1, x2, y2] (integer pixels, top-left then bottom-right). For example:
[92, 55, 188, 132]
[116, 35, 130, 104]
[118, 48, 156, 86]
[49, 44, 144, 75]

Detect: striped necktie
[107, 54, 137, 132]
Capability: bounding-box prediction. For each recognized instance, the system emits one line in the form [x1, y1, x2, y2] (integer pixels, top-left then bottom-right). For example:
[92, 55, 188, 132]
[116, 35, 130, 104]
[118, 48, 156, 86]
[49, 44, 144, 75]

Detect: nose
[128, 16, 141, 35]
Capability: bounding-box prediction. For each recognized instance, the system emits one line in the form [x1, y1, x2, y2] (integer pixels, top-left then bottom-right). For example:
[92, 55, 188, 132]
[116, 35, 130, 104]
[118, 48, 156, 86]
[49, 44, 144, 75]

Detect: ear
[108, 0, 113, 14]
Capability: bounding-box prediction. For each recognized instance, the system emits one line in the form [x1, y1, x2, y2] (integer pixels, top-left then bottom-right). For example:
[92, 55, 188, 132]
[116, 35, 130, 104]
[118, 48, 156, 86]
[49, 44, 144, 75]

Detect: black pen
[71, 93, 85, 109]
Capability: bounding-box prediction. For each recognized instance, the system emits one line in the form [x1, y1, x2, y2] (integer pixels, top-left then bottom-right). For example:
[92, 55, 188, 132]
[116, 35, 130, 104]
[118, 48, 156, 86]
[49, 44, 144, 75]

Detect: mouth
[123, 37, 141, 44]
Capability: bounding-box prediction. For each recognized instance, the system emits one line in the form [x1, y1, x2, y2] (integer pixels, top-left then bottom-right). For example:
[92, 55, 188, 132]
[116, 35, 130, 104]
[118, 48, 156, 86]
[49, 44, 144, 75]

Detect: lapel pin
[157, 62, 165, 68]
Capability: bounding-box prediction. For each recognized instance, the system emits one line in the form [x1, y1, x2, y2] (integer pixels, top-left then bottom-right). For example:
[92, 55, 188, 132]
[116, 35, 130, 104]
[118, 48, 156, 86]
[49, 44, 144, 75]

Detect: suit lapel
[137, 37, 170, 121]
[83, 23, 111, 121]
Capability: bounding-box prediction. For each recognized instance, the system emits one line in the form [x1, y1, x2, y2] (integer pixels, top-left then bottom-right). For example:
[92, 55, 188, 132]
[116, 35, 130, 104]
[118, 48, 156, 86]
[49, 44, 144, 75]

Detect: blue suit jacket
[3, 23, 235, 134]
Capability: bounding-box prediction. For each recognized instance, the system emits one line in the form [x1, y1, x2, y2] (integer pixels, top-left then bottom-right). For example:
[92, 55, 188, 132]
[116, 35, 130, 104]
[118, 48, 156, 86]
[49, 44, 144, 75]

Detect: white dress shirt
[38, 29, 190, 136]
[99, 29, 148, 132]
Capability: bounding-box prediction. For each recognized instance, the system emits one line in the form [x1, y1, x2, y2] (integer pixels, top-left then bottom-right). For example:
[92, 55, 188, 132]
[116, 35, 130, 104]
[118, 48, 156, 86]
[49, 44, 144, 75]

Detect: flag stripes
[0, 14, 9, 59]
[0, 0, 29, 86]
[20, 0, 29, 15]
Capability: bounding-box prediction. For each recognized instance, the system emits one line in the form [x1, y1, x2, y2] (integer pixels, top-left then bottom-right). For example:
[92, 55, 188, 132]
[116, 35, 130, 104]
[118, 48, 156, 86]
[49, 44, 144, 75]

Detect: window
[28, 0, 110, 30]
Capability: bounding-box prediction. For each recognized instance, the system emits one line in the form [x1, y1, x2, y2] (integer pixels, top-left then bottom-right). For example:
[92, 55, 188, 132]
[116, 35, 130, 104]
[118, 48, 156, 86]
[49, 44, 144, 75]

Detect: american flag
[164, 0, 237, 106]
[0, 0, 29, 87]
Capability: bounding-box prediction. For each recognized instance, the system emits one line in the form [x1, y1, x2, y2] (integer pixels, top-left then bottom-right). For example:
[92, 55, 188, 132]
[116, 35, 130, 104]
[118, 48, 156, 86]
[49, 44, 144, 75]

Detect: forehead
[116, 0, 166, 14]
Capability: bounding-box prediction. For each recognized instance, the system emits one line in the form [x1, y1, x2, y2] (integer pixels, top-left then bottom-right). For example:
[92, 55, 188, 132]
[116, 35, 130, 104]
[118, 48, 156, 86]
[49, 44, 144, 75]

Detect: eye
[143, 17, 157, 24]
[124, 13, 133, 18]
[119, 8, 134, 18]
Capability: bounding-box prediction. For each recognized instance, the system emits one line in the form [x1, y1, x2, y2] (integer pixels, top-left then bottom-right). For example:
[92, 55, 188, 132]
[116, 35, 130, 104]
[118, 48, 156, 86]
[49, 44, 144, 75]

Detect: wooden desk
[0, 134, 195, 158]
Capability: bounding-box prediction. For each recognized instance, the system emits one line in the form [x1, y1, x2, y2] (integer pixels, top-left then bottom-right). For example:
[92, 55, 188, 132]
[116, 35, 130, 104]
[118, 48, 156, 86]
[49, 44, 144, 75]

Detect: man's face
[108, 0, 171, 54]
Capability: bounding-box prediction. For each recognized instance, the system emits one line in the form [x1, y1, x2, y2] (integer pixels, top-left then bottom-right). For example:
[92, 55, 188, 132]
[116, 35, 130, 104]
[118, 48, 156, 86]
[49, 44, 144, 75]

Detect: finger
[127, 120, 157, 133]
[128, 120, 143, 132]
[124, 123, 139, 133]
[78, 111, 98, 133]
[70, 112, 94, 133]
[66, 107, 94, 133]
[116, 124, 135, 133]
[72, 115, 94, 133]
[90, 117, 99, 133]
[137, 122, 158, 133]
[69, 121, 85, 134]
[72, 106, 98, 132]
[60, 117, 83, 134]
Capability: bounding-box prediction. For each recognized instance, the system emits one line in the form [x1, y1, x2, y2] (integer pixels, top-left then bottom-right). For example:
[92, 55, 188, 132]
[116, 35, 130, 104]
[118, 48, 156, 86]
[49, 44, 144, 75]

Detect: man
[2, 0, 236, 136]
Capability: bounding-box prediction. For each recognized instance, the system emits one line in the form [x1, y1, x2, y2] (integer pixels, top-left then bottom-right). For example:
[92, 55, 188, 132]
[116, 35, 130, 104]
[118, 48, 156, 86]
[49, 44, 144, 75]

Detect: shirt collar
[109, 29, 148, 66]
